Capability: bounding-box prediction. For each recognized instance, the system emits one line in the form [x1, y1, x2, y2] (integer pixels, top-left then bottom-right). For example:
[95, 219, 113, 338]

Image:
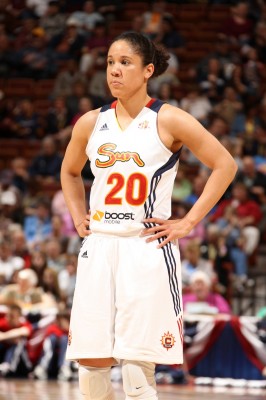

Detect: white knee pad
[79, 365, 114, 400]
[122, 360, 158, 400]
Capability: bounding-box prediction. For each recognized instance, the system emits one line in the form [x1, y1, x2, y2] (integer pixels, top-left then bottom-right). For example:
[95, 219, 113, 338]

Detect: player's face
[107, 40, 153, 99]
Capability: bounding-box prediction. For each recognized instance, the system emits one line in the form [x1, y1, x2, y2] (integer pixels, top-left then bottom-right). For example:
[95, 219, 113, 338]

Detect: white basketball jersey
[86, 99, 182, 236]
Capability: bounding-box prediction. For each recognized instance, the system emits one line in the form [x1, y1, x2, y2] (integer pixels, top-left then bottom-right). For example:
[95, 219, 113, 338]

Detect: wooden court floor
[0, 380, 265, 400]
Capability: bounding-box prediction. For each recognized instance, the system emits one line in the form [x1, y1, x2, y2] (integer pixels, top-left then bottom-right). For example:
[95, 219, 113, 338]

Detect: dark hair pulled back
[111, 32, 170, 77]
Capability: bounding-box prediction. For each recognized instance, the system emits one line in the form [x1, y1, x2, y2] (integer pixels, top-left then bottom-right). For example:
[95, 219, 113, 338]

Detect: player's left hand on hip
[141, 217, 192, 248]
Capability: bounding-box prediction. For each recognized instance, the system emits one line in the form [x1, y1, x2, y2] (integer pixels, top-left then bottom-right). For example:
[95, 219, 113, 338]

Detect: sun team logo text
[95, 143, 145, 168]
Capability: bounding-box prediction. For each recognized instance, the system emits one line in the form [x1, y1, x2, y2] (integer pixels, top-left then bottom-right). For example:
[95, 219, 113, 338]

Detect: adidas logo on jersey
[99, 123, 109, 131]
[81, 251, 88, 258]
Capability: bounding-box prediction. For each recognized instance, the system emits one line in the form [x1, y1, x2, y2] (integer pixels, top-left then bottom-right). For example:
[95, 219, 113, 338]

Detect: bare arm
[60, 110, 99, 237]
[0, 326, 31, 342]
[142, 105, 238, 247]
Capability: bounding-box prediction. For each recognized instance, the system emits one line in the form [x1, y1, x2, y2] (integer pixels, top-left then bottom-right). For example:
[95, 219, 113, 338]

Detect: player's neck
[116, 92, 152, 119]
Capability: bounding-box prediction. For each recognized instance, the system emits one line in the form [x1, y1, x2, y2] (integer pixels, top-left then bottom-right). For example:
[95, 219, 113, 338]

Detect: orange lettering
[96, 143, 145, 168]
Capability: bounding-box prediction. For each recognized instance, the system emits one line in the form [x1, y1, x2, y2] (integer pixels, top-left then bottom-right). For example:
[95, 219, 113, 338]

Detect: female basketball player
[61, 32, 237, 400]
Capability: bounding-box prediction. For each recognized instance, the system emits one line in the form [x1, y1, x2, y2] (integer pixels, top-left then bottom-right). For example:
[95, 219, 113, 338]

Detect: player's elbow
[225, 156, 238, 183]
[60, 160, 80, 181]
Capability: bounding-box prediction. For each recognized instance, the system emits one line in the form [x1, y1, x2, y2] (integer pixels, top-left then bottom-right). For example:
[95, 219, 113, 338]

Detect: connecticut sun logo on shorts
[161, 331, 176, 351]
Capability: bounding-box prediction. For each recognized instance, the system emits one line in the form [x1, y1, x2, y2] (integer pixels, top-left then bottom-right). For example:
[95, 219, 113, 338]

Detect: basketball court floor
[0, 380, 265, 400]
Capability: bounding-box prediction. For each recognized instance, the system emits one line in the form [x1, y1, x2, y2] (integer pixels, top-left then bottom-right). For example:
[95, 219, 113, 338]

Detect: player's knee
[79, 365, 114, 400]
[122, 360, 158, 400]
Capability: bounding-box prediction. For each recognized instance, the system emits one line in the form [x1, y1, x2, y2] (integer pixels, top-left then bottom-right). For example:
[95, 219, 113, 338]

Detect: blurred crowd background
[0, 0, 266, 384]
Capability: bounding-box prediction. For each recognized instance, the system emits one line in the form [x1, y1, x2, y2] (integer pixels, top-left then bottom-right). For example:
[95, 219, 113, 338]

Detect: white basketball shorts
[66, 233, 183, 365]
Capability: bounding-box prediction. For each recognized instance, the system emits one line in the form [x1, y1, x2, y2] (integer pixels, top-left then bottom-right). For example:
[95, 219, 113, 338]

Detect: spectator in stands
[180, 86, 212, 125]
[154, 15, 185, 59]
[217, 136, 244, 191]
[88, 66, 114, 107]
[52, 58, 88, 98]
[96, 0, 122, 24]
[196, 57, 226, 98]
[258, 97, 266, 127]
[230, 103, 260, 145]
[210, 181, 263, 256]
[0, 239, 24, 284]
[32, 310, 75, 380]
[11, 229, 31, 269]
[72, 96, 94, 126]
[79, 20, 111, 75]
[23, 197, 52, 247]
[66, 80, 89, 120]
[21, 178, 43, 218]
[49, 214, 69, 253]
[254, 125, 266, 168]
[13, 14, 39, 51]
[183, 271, 231, 315]
[71, 93, 93, 124]
[16, 27, 57, 79]
[149, 50, 179, 96]
[174, 201, 205, 257]
[184, 174, 208, 206]
[231, 137, 245, 170]
[0, 268, 57, 313]
[219, 0, 254, 46]
[26, 0, 51, 18]
[172, 170, 192, 202]
[42, 267, 62, 303]
[51, 190, 75, 237]
[0, 0, 19, 36]
[68, 1, 104, 36]
[207, 114, 230, 139]
[158, 82, 178, 107]
[8, 0, 27, 16]
[40, 0, 66, 40]
[48, 17, 86, 62]
[192, 36, 238, 83]
[236, 155, 266, 203]
[1, 201, 23, 231]
[28, 136, 63, 182]
[213, 205, 251, 291]
[250, 20, 266, 63]
[0, 169, 21, 223]
[241, 46, 266, 98]
[0, 171, 18, 211]
[9, 157, 29, 195]
[0, 198, 17, 235]
[131, 15, 145, 34]
[181, 240, 215, 290]
[58, 253, 77, 309]
[29, 249, 48, 286]
[228, 63, 250, 101]
[142, 0, 171, 39]
[213, 86, 243, 126]
[11, 98, 42, 140]
[56, 96, 93, 144]
[200, 223, 233, 297]
[0, 304, 33, 377]
[246, 0, 264, 23]
[44, 238, 65, 273]
[45, 96, 71, 135]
